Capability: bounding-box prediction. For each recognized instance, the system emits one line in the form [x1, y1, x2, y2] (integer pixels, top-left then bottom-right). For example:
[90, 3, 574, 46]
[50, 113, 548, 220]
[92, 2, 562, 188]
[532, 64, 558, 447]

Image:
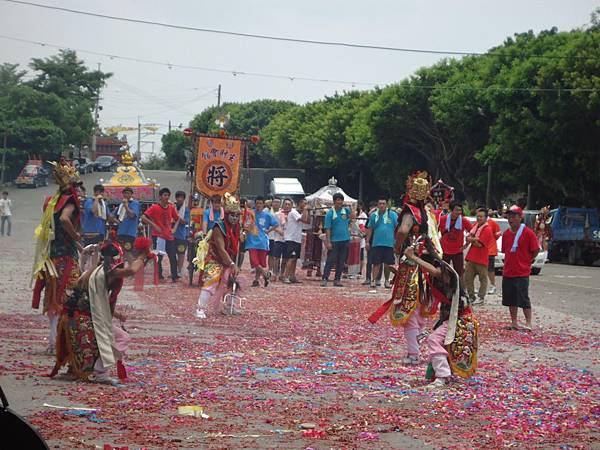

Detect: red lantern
[219, 129, 226, 137]
[183, 128, 193, 137]
[250, 135, 261, 144]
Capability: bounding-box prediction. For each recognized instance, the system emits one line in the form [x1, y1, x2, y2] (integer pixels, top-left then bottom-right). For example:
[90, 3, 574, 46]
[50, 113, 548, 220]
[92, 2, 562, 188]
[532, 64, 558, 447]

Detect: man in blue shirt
[173, 191, 190, 277]
[81, 184, 107, 268]
[365, 197, 398, 289]
[245, 196, 279, 287]
[202, 194, 222, 233]
[321, 193, 354, 287]
[116, 187, 140, 262]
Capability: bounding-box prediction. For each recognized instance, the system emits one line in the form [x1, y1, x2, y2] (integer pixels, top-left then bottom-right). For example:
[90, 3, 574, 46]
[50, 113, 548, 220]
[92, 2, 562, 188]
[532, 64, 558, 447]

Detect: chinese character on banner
[195, 136, 244, 197]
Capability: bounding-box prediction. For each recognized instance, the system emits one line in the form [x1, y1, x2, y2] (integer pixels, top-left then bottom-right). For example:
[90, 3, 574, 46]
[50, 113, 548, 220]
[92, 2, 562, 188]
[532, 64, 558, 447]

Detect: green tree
[29, 50, 111, 104]
[0, 51, 112, 181]
[161, 130, 190, 169]
[0, 63, 26, 96]
[190, 99, 295, 166]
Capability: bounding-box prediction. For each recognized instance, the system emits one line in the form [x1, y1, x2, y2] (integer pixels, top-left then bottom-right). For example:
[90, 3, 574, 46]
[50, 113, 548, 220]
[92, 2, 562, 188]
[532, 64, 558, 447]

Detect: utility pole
[91, 62, 101, 159]
[485, 163, 492, 208]
[1, 129, 7, 186]
[217, 84, 221, 108]
[168, 120, 171, 132]
[137, 117, 142, 161]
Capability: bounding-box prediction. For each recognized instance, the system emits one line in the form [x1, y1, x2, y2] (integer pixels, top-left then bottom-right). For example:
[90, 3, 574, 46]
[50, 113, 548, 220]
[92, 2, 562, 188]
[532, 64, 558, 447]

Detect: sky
[0, 0, 597, 156]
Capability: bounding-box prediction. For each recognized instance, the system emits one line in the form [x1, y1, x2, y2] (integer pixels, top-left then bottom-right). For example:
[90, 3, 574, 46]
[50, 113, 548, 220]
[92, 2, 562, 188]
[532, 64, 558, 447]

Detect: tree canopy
[0, 51, 111, 180]
[189, 24, 599, 207]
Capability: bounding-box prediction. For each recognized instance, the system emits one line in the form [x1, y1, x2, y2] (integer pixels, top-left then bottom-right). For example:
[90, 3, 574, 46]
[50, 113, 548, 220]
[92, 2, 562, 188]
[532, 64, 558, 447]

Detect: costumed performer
[49, 238, 153, 383]
[31, 158, 83, 355]
[194, 193, 241, 319]
[534, 206, 552, 252]
[403, 241, 478, 388]
[369, 171, 443, 365]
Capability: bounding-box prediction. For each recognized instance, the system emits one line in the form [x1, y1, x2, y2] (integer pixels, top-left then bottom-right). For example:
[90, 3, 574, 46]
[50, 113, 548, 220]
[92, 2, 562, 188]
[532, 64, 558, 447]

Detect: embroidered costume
[50, 241, 145, 382]
[369, 172, 442, 363]
[425, 257, 479, 380]
[31, 159, 82, 353]
[194, 193, 241, 318]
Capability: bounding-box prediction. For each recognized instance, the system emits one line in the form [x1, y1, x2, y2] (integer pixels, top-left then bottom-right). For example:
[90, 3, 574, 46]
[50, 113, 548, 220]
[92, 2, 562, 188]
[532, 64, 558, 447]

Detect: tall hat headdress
[223, 192, 241, 213]
[406, 170, 431, 203]
[48, 157, 81, 191]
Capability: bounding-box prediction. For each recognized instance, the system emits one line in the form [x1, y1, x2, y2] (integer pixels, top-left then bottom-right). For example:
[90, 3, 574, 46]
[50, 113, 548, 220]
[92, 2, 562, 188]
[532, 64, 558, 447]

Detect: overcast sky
[0, 0, 596, 156]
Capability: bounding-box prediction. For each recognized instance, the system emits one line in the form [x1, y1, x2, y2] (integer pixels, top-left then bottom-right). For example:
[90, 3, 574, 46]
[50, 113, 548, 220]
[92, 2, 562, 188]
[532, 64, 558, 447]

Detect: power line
[3, 0, 598, 61]
[0, 34, 377, 86]
[2, 34, 598, 94]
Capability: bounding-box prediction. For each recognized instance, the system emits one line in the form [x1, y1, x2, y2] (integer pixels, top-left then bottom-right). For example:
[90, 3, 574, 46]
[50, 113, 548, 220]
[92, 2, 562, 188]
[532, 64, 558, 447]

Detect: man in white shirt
[281, 198, 310, 283]
[267, 197, 285, 280]
[0, 191, 12, 236]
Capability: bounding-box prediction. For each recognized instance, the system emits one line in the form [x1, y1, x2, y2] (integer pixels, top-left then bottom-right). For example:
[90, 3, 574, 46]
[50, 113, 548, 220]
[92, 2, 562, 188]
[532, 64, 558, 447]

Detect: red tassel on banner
[32, 277, 45, 309]
[133, 268, 144, 291]
[367, 299, 393, 324]
[116, 360, 127, 380]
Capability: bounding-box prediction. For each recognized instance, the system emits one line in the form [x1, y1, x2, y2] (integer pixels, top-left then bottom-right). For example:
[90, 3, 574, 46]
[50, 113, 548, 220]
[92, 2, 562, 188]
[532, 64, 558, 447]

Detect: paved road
[2, 168, 599, 323]
[1, 168, 598, 449]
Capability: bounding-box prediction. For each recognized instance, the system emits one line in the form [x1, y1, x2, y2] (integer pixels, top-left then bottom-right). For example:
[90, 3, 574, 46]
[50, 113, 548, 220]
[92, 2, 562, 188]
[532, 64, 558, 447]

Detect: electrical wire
[0, 34, 376, 87]
[3, 0, 598, 61]
[2, 35, 598, 94]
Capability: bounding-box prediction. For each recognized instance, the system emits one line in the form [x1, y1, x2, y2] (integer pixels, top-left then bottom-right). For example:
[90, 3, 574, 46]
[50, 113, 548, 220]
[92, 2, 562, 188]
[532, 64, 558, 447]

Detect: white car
[466, 217, 547, 275]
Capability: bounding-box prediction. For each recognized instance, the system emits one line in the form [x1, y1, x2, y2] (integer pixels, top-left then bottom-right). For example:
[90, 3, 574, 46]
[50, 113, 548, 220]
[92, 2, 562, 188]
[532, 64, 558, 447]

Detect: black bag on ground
[0, 385, 49, 449]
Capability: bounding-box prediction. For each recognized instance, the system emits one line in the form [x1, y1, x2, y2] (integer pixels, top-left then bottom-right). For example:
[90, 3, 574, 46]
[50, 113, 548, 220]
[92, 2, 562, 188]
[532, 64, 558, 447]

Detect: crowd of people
[30, 160, 541, 388]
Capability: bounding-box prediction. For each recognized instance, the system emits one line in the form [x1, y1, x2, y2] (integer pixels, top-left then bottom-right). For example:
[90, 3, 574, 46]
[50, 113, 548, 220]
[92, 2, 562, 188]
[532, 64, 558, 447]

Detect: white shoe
[402, 355, 420, 365]
[472, 297, 485, 306]
[89, 372, 118, 385]
[424, 378, 447, 389]
[195, 309, 207, 319]
[487, 285, 497, 295]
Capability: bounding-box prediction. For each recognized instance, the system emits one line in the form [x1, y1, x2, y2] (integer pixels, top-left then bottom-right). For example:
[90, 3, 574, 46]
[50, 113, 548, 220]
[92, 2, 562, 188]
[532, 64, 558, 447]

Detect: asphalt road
[0, 168, 598, 449]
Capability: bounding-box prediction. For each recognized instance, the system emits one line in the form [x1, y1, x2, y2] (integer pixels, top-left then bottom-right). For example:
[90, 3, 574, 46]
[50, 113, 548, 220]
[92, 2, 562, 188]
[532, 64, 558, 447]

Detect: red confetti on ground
[1, 269, 599, 449]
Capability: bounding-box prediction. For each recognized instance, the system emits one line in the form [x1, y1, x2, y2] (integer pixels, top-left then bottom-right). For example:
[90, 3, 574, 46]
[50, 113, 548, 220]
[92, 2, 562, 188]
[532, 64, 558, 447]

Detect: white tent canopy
[306, 177, 357, 209]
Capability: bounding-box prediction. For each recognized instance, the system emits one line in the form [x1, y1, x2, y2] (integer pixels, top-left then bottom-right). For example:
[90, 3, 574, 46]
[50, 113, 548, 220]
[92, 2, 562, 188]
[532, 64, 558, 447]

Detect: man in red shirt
[465, 207, 494, 305]
[486, 211, 501, 294]
[142, 187, 183, 282]
[501, 205, 540, 331]
[438, 201, 472, 278]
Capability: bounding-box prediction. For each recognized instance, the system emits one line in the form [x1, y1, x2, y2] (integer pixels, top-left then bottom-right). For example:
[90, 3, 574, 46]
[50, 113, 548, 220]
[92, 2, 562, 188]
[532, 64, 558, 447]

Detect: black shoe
[333, 281, 343, 287]
[252, 280, 260, 287]
[158, 275, 165, 281]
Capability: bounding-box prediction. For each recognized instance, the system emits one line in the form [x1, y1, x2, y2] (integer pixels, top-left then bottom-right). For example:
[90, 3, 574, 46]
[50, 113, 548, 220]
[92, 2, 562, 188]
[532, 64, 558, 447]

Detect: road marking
[534, 278, 600, 291]
[553, 275, 592, 279]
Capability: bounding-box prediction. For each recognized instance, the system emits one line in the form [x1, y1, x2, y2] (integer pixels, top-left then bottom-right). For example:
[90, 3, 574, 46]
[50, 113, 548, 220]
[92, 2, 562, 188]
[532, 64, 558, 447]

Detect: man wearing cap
[501, 205, 540, 331]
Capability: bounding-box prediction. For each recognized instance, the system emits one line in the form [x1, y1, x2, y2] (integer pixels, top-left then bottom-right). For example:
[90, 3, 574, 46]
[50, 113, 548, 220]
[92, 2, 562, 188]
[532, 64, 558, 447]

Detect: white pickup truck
[466, 217, 547, 275]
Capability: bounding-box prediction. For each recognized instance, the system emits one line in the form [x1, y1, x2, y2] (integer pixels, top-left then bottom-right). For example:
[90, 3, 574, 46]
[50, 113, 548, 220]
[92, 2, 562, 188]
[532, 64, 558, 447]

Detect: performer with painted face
[369, 171, 443, 364]
[194, 193, 241, 319]
[403, 241, 479, 388]
[31, 158, 83, 355]
[50, 238, 153, 383]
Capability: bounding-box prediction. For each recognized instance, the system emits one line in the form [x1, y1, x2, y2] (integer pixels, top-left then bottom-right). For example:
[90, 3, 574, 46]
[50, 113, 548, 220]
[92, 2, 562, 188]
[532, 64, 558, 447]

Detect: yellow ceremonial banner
[195, 136, 243, 197]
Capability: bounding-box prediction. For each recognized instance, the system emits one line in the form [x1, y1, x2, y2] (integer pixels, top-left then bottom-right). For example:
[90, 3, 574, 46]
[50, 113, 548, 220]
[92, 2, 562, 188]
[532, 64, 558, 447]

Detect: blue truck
[547, 207, 600, 266]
